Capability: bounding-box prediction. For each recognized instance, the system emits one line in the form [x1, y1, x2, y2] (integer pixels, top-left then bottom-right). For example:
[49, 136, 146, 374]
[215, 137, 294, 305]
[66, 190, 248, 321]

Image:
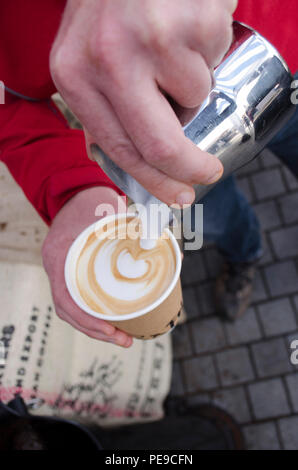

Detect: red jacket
[0, 0, 297, 224]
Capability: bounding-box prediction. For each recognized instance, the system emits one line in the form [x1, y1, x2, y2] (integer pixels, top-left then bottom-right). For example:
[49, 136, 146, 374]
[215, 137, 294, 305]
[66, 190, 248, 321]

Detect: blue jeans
[199, 76, 298, 264]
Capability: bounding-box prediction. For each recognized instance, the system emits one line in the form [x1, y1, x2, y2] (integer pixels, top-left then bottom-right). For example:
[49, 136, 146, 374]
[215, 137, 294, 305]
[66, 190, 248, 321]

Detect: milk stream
[138, 202, 173, 251]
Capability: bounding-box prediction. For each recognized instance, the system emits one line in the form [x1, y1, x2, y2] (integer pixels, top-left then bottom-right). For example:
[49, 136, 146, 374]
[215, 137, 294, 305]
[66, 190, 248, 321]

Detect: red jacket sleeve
[235, 0, 298, 72]
[0, 93, 123, 225]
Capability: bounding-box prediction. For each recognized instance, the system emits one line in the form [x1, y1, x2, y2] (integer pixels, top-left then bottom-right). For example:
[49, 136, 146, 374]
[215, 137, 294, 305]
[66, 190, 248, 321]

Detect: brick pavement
[170, 150, 298, 450]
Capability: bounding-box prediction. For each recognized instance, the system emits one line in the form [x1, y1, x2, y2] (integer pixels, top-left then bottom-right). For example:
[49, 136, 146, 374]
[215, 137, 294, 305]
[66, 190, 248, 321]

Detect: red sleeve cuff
[44, 164, 123, 223]
[0, 97, 123, 225]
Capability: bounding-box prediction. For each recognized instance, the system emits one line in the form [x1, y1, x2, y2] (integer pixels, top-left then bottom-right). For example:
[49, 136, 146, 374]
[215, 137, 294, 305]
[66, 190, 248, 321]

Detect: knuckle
[193, 2, 231, 41]
[50, 45, 78, 87]
[108, 140, 136, 166]
[150, 173, 169, 193]
[145, 9, 172, 54]
[144, 140, 178, 167]
[92, 27, 121, 76]
[150, 28, 171, 55]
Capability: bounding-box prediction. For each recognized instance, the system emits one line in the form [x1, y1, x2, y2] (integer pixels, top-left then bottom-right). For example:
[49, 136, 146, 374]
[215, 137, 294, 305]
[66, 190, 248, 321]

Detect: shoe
[215, 261, 257, 322]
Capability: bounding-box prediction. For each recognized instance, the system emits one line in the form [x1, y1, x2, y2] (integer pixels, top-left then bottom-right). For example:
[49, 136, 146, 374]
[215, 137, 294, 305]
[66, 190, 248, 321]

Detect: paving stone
[253, 201, 281, 231]
[251, 169, 286, 201]
[248, 379, 290, 419]
[251, 269, 268, 303]
[182, 286, 200, 320]
[181, 251, 207, 286]
[282, 166, 298, 191]
[243, 423, 281, 450]
[287, 330, 298, 348]
[270, 225, 298, 260]
[257, 298, 297, 337]
[264, 261, 298, 297]
[186, 393, 211, 407]
[170, 362, 185, 397]
[183, 356, 218, 393]
[203, 248, 224, 279]
[293, 295, 298, 313]
[286, 332, 298, 369]
[236, 177, 254, 203]
[210, 387, 251, 424]
[225, 307, 262, 345]
[260, 148, 281, 169]
[258, 234, 274, 267]
[285, 373, 298, 412]
[251, 338, 292, 378]
[195, 282, 216, 316]
[172, 324, 193, 360]
[216, 348, 255, 386]
[236, 157, 262, 177]
[278, 416, 298, 450]
[279, 192, 298, 224]
[190, 317, 226, 354]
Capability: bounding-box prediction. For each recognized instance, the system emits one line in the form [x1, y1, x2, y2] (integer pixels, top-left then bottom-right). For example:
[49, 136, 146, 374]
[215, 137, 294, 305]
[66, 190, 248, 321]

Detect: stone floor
[170, 149, 298, 450]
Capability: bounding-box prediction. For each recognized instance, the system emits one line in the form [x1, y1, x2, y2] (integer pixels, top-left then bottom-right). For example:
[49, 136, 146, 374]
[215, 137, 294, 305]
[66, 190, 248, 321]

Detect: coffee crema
[76, 217, 176, 315]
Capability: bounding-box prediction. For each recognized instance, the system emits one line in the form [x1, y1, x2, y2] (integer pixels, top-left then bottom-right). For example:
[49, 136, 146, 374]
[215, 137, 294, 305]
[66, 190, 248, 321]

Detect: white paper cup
[65, 213, 182, 340]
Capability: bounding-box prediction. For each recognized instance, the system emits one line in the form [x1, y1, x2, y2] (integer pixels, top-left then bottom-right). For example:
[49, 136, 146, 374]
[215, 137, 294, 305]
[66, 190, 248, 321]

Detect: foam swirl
[76, 217, 176, 315]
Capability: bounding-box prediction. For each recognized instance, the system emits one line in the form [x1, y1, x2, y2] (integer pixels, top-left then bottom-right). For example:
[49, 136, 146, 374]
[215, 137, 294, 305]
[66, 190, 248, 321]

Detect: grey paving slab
[287, 330, 298, 348]
[243, 423, 281, 450]
[248, 379, 290, 420]
[224, 307, 262, 346]
[195, 282, 216, 316]
[182, 356, 218, 393]
[278, 192, 298, 224]
[182, 286, 200, 320]
[172, 323, 193, 360]
[264, 261, 298, 297]
[253, 201, 281, 231]
[260, 148, 281, 169]
[251, 169, 286, 201]
[216, 348, 255, 387]
[270, 225, 298, 259]
[285, 373, 298, 413]
[236, 177, 254, 204]
[170, 361, 185, 397]
[257, 298, 297, 337]
[181, 251, 207, 286]
[236, 156, 262, 177]
[203, 248, 224, 279]
[251, 270, 268, 303]
[258, 234, 274, 267]
[282, 166, 298, 191]
[278, 416, 298, 450]
[190, 317, 226, 354]
[210, 387, 251, 424]
[186, 393, 211, 407]
[251, 338, 292, 378]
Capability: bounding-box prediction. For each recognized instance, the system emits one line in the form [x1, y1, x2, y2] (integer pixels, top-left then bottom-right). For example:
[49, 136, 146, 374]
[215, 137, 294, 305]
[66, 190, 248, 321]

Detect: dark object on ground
[0, 396, 244, 450]
[0, 396, 102, 450]
[91, 398, 245, 450]
[215, 260, 257, 322]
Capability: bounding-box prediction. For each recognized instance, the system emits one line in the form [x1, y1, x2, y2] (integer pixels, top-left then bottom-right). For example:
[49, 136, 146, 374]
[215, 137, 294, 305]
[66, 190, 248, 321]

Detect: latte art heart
[76, 217, 176, 315]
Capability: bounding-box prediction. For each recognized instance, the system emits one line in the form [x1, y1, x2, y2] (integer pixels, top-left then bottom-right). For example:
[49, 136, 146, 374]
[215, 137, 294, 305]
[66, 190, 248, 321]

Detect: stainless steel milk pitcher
[91, 21, 295, 207]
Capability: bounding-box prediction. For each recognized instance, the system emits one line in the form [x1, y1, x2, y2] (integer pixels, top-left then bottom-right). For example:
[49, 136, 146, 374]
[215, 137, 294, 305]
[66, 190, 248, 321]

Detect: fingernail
[204, 168, 223, 185]
[123, 337, 133, 348]
[176, 191, 195, 208]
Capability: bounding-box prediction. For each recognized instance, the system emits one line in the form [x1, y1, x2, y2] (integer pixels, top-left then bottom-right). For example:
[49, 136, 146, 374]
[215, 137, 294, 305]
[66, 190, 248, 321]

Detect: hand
[50, 0, 237, 207]
[42, 186, 133, 348]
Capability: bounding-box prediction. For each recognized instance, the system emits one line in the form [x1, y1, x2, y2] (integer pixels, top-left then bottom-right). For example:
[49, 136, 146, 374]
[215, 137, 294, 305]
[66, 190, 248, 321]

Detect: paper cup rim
[64, 213, 182, 322]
